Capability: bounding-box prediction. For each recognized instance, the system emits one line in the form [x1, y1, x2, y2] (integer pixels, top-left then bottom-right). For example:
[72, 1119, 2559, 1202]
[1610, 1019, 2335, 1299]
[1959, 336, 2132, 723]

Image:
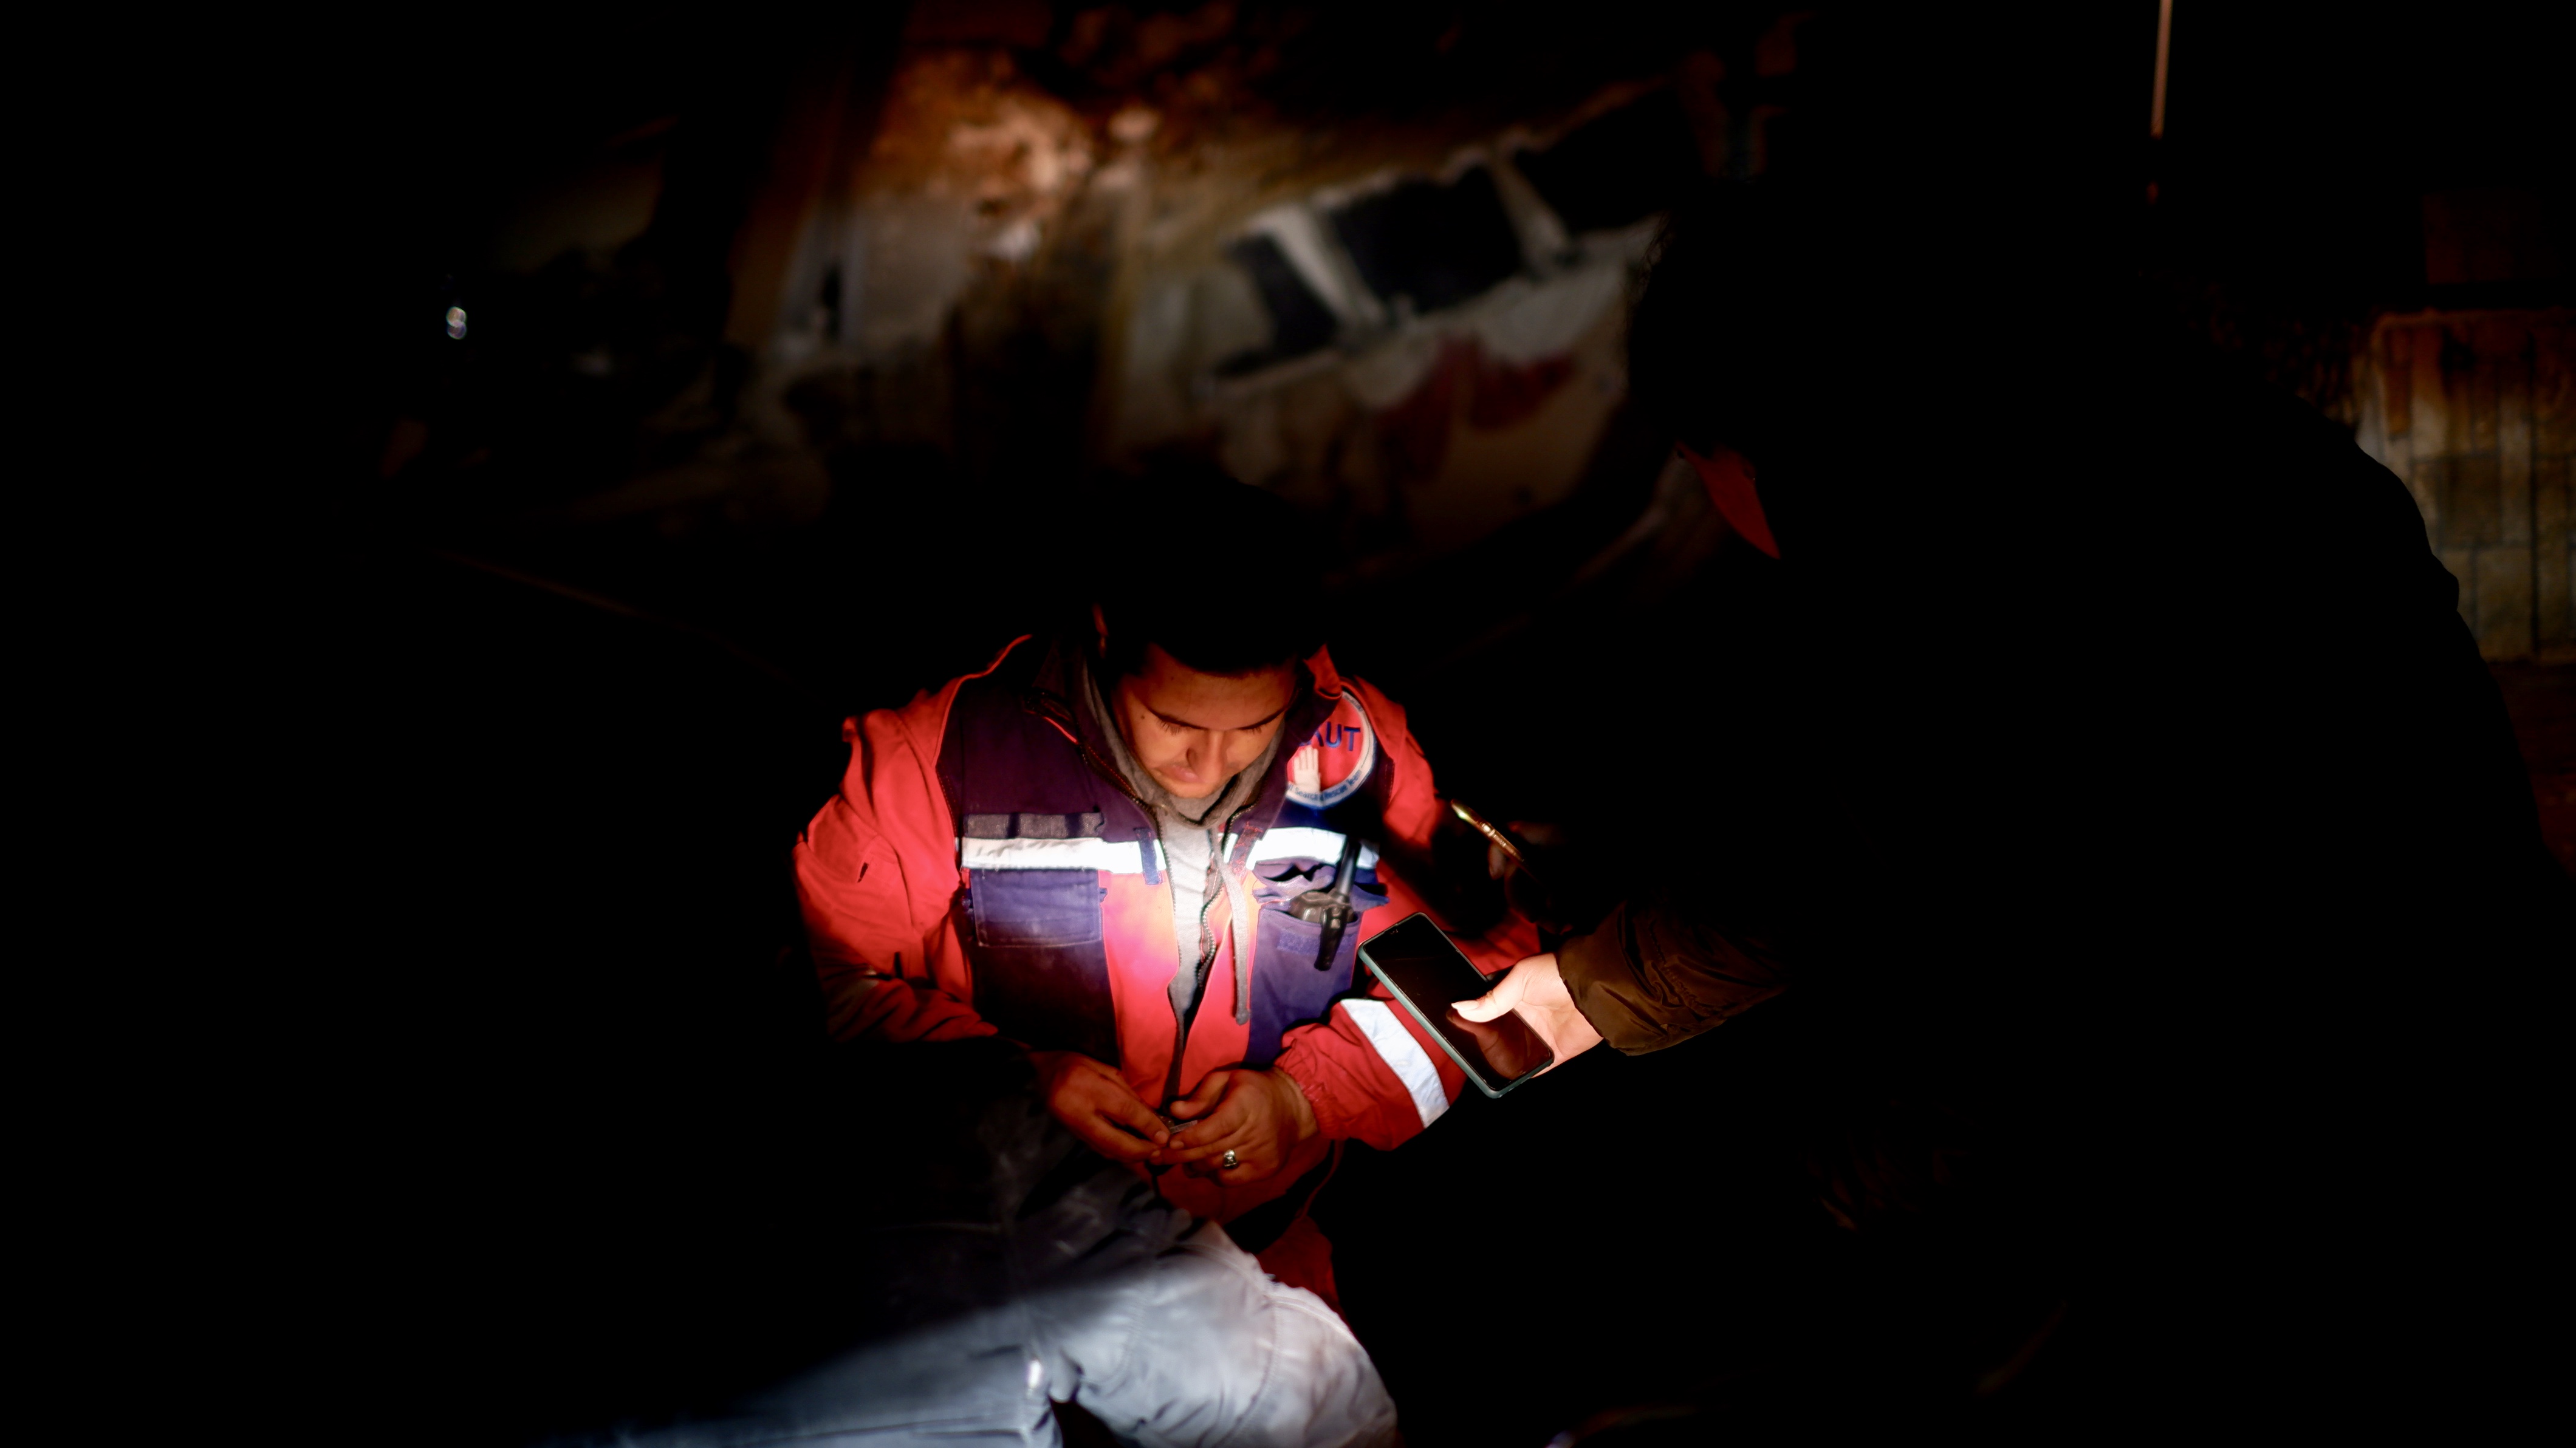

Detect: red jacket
[793, 635, 1537, 1221]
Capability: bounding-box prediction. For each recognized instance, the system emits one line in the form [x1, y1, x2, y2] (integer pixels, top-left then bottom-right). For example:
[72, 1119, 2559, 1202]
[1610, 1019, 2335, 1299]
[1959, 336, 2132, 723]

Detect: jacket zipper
[1161, 795, 1256, 1108]
[1024, 687, 1254, 1110]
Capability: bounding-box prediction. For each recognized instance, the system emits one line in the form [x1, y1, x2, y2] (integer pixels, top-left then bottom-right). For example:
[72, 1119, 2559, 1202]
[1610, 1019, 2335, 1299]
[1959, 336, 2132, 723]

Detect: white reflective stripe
[1356, 842, 1380, 870]
[1247, 825, 1348, 866]
[1339, 999, 1449, 1131]
[958, 836, 1162, 873]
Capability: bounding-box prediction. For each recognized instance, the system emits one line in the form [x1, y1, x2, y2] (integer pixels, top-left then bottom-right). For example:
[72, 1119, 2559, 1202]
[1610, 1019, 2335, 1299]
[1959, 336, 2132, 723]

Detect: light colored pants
[1029, 1219, 1392, 1448]
[595, 1217, 1393, 1448]
[568, 1048, 1396, 1448]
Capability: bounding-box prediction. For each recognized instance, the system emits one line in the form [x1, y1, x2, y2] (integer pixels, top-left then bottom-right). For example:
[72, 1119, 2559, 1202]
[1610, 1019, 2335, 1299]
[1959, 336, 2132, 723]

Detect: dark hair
[1091, 457, 1327, 680]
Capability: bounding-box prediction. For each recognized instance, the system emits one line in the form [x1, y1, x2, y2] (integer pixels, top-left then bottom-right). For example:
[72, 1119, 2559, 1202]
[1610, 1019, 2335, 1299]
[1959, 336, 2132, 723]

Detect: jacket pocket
[965, 869, 1106, 949]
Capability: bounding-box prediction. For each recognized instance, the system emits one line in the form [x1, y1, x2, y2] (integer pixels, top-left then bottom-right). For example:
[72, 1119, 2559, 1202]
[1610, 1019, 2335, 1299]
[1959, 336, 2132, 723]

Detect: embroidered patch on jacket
[1286, 692, 1377, 808]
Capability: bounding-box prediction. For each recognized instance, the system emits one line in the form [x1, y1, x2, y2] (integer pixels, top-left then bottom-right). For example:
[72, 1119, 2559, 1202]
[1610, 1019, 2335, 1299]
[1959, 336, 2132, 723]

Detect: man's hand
[1029, 1050, 1170, 1164]
[1454, 952, 1604, 1071]
[1160, 1068, 1318, 1183]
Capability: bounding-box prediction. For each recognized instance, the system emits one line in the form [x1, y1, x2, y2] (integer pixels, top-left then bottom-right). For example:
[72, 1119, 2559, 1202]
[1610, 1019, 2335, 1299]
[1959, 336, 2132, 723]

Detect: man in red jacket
[794, 471, 1536, 1248]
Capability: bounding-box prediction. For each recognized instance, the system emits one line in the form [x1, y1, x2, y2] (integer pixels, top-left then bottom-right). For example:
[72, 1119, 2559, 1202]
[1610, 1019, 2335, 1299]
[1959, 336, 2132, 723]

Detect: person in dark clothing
[1450, 175, 2568, 1432]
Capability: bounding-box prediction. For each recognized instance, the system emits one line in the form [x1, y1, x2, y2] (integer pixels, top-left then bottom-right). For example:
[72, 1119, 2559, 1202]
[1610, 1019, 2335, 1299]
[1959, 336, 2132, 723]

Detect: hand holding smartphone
[1357, 914, 1554, 1098]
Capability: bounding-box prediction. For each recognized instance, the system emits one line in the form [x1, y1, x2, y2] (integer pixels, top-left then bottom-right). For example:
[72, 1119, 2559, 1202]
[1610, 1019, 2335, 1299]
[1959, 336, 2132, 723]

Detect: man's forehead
[1129, 648, 1297, 729]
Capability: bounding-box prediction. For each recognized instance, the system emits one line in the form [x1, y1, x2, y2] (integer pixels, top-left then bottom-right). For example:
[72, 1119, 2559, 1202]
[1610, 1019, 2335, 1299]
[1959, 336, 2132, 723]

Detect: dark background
[182, 4, 2571, 1443]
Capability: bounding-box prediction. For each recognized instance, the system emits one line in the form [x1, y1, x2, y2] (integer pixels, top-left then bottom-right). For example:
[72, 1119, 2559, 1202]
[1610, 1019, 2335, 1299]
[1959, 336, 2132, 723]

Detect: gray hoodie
[1079, 654, 1279, 1031]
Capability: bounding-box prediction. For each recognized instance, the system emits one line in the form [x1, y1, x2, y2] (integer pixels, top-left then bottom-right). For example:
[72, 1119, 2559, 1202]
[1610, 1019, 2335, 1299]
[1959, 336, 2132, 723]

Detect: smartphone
[1357, 912, 1553, 1098]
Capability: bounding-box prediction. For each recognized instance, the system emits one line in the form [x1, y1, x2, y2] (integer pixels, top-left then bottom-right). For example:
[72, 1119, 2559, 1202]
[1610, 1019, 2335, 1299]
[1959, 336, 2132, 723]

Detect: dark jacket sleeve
[1554, 884, 1794, 1053]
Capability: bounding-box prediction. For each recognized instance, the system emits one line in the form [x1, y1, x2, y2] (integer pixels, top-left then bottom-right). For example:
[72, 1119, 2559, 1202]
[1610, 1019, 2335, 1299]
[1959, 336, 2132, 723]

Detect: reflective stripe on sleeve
[1247, 825, 1347, 866]
[959, 836, 1163, 873]
[1338, 999, 1449, 1131]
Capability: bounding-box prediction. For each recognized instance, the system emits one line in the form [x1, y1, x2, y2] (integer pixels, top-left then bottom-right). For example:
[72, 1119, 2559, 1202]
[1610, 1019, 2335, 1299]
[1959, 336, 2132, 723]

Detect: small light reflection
[446, 306, 468, 340]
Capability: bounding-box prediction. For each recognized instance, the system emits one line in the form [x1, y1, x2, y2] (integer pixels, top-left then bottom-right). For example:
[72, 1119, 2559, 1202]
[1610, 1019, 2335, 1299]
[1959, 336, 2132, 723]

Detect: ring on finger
[1219, 1149, 1240, 1170]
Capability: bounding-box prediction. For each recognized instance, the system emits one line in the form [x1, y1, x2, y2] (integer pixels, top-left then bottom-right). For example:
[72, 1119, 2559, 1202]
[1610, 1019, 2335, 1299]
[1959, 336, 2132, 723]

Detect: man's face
[1109, 643, 1297, 802]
